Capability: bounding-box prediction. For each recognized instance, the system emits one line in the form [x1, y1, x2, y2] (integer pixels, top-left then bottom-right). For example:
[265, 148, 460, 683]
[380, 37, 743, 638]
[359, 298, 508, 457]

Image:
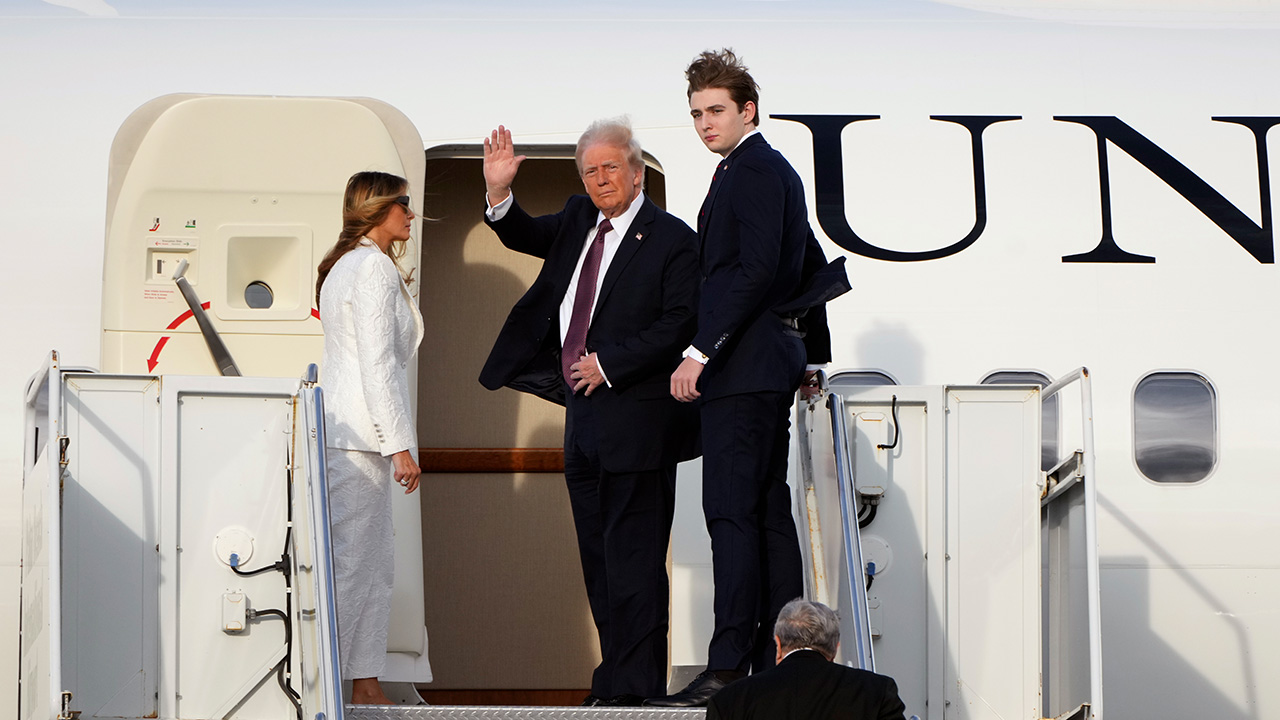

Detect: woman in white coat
[315, 171, 424, 705]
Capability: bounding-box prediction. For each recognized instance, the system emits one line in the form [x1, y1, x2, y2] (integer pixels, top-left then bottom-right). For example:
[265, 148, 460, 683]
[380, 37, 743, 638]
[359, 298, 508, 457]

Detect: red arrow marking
[148, 336, 170, 372]
[166, 301, 211, 330]
[149, 301, 213, 370]
[166, 310, 192, 330]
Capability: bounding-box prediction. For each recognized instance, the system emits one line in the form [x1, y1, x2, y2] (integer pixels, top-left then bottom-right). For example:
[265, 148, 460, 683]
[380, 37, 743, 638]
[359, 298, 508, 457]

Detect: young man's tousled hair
[685, 48, 761, 126]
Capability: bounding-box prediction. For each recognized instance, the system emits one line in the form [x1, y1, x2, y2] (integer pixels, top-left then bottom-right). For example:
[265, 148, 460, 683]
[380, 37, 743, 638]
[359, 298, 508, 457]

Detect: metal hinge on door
[57, 691, 81, 720]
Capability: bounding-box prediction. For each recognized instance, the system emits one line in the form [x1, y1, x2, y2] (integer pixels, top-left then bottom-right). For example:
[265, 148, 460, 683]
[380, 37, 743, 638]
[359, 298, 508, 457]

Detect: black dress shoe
[602, 694, 646, 707]
[643, 670, 729, 707]
[580, 694, 605, 706]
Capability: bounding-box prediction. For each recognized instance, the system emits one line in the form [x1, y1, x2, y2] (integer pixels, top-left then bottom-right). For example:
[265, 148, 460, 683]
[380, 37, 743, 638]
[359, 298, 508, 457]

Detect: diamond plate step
[346, 705, 707, 719]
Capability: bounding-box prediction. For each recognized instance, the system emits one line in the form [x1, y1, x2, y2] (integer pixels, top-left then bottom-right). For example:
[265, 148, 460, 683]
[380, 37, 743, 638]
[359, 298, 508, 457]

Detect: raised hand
[482, 125, 526, 206]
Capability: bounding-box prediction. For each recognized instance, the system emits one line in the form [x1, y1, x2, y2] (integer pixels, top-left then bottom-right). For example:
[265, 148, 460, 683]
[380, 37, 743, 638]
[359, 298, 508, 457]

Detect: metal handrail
[1040, 367, 1102, 720]
[796, 390, 831, 607]
[23, 350, 64, 717]
[827, 391, 876, 671]
[302, 385, 344, 720]
[24, 350, 57, 407]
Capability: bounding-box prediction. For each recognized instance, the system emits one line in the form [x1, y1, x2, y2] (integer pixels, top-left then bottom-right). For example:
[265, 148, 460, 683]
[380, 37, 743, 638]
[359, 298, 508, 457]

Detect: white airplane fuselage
[2, 2, 1278, 718]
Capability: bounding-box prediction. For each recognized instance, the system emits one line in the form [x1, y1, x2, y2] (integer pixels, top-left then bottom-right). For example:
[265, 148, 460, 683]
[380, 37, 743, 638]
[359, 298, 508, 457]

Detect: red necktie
[562, 219, 612, 385]
[698, 161, 727, 232]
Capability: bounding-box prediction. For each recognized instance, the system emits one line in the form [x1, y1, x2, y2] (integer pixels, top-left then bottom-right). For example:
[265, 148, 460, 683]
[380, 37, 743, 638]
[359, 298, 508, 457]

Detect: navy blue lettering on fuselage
[774, 114, 1280, 264]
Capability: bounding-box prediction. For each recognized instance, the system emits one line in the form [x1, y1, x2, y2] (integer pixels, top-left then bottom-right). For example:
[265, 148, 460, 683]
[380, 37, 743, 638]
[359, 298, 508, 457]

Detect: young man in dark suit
[708, 599, 907, 720]
[653, 49, 847, 708]
[478, 119, 700, 707]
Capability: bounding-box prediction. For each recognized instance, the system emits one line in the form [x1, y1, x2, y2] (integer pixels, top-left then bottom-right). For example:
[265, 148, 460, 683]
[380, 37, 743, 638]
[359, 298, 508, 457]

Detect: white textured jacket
[319, 239, 424, 455]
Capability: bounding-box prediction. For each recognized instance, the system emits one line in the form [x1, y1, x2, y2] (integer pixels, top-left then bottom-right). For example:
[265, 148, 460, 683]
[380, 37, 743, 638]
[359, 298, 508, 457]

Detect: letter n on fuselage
[1055, 116, 1280, 264]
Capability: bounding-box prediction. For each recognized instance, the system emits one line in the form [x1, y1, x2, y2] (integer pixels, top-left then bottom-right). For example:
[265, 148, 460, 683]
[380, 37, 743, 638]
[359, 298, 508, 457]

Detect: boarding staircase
[22, 356, 1103, 720]
[20, 352, 705, 720]
[794, 371, 1104, 720]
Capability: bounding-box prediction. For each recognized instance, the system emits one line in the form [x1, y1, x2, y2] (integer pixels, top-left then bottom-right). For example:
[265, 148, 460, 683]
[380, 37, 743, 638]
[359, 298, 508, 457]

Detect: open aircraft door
[797, 370, 1104, 720]
[100, 93, 423, 380]
[98, 94, 431, 685]
[18, 94, 436, 720]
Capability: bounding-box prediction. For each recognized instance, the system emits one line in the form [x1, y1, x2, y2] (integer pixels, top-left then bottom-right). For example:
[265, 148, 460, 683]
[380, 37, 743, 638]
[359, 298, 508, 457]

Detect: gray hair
[575, 116, 645, 176]
[774, 598, 840, 659]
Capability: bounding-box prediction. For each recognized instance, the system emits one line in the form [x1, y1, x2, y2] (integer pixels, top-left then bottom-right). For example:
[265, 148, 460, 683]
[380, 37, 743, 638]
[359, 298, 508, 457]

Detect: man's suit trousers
[564, 389, 678, 698]
[701, 390, 804, 674]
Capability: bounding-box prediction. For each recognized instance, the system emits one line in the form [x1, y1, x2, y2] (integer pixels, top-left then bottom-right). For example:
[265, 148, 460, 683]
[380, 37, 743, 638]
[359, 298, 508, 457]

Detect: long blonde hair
[315, 171, 412, 306]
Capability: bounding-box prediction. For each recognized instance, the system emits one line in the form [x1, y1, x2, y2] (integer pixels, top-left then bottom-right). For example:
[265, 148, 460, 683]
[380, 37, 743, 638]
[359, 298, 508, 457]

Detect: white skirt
[326, 447, 394, 679]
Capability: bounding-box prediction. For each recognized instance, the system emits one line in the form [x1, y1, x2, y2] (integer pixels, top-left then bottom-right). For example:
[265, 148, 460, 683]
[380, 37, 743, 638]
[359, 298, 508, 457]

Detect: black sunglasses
[393, 195, 412, 211]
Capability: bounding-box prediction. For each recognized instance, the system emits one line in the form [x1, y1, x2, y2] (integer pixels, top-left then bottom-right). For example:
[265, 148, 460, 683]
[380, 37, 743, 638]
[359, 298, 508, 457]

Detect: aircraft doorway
[414, 148, 667, 702]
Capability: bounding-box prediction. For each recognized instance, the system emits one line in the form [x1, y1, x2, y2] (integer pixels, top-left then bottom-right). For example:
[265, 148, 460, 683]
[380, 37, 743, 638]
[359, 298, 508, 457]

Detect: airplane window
[244, 281, 273, 309]
[830, 370, 897, 386]
[981, 370, 1058, 471]
[1133, 372, 1216, 484]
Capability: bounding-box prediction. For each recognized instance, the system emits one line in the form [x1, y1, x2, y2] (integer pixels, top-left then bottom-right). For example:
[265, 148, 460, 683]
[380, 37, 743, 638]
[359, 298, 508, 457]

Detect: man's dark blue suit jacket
[479, 194, 700, 472]
[695, 132, 842, 400]
[707, 649, 907, 720]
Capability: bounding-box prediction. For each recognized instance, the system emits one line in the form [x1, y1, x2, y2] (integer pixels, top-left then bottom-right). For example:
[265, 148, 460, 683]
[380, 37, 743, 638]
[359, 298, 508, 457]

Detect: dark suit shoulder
[708, 652, 906, 720]
[650, 209, 697, 241]
[563, 193, 596, 214]
[539, 193, 599, 226]
[707, 651, 822, 708]
[638, 195, 692, 225]
[633, 197, 697, 247]
[734, 135, 802, 181]
[650, 203, 695, 230]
